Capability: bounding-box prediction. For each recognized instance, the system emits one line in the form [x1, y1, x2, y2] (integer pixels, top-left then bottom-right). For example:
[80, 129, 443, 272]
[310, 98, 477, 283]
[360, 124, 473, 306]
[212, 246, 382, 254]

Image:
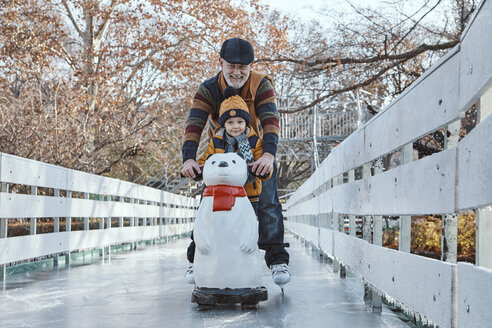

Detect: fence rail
[284, 1, 492, 328]
[0, 152, 198, 278]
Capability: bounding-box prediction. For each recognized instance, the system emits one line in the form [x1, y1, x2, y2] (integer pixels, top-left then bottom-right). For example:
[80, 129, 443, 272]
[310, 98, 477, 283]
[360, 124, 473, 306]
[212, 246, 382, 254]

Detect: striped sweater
[182, 71, 279, 162]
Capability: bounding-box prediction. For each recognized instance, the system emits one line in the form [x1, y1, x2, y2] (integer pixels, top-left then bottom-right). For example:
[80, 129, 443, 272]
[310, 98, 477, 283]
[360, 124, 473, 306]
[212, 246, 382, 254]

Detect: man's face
[220, 58, 251, 89]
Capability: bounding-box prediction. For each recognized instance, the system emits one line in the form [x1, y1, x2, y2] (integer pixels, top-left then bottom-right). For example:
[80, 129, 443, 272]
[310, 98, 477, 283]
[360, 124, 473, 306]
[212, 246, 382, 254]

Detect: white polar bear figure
[193, 153, 263, 289]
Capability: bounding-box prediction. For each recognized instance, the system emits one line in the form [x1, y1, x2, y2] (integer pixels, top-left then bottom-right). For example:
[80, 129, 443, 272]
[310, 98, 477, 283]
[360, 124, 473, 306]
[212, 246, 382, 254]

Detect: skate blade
[276, 284, 285, 293]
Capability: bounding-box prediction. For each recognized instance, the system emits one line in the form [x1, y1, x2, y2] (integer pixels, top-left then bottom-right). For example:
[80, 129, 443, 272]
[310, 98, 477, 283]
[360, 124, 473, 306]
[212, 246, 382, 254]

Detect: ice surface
[0, 234, 411, 328]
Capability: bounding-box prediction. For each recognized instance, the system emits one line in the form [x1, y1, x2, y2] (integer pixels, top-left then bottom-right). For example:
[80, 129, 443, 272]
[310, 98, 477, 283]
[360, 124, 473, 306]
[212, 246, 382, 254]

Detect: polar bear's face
[203, 153, 248, 187]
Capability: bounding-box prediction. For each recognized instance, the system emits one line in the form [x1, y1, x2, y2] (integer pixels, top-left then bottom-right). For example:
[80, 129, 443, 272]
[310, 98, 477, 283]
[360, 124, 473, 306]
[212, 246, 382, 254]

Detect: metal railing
[279, 111, 358, 140]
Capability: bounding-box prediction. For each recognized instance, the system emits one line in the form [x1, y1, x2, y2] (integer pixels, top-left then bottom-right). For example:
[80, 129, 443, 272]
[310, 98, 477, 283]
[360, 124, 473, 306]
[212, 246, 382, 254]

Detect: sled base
[192, 287, 267, 310]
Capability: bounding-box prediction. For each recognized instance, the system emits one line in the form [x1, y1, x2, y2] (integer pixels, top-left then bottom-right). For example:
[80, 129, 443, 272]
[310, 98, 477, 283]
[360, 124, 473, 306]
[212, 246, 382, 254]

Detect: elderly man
[181, 37, 291, 288]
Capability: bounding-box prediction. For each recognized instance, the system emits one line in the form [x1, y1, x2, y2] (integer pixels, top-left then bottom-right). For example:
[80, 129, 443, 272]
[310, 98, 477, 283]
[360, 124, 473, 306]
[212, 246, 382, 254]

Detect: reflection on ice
[0, 234, 411, 328]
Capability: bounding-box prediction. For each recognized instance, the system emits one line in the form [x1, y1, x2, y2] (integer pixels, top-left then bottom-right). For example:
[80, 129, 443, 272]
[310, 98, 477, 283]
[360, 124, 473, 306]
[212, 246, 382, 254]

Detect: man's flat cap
[220, 38, 254, 65]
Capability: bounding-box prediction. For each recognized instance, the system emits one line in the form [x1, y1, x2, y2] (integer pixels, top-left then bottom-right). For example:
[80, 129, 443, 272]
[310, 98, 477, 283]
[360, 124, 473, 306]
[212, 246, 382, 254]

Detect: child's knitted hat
[218, 86, 251, 127]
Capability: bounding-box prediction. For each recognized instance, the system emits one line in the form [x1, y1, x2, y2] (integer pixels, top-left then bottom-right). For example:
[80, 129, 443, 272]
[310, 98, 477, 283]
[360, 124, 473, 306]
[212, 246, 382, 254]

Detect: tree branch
[388, 0, 442, 54]
[257, 40, 458, 69]
[121, 37, 187, 91]
[61, 0, 84, 39]
[94, 0, 118, 48]
[96, 143, 141, 175]
[279, 56, 409, 114]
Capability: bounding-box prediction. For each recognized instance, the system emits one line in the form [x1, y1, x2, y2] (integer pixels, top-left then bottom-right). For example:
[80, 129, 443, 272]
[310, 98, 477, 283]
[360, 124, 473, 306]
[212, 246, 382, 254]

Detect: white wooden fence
[284, 1, 492, 328]
[0, 152, 198, 280]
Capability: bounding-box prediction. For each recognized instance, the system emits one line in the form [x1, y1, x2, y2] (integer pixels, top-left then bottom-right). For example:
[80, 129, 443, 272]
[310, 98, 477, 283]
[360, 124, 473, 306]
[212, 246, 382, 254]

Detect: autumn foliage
[382, 213, 476, 262]
[0, 0, 289, 180]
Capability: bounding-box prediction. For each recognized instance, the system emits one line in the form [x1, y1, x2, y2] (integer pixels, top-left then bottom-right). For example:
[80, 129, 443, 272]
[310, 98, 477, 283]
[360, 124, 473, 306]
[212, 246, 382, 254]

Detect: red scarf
[203, 185, 247, 212]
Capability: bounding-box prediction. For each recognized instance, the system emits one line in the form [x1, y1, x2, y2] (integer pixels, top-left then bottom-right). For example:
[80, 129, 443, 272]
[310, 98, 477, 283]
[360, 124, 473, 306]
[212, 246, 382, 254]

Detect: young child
[197, 86, 272, 213]
[183, 86, 272, 283]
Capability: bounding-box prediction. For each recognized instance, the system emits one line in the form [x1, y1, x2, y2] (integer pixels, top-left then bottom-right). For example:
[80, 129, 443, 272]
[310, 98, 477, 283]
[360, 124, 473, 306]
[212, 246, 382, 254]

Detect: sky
[263, 0, 378, 23]
[264, 0, 327, 21]
[262, 0, 452, 27]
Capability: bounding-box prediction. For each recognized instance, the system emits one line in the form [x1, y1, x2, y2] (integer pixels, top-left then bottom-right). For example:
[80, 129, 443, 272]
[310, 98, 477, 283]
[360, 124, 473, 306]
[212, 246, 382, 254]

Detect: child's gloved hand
[247, 165, 269, 180]
[180, 167, 203, 181]
[191, 168, 203, 181]
[246, 166, 257, 183]
[255, 172, 269, 180]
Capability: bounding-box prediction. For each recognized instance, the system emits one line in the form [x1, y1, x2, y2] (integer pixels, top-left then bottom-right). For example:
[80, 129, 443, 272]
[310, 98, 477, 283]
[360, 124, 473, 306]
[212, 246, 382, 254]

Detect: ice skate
[185, 263, 195, 284]
[271, 263, 291, 293]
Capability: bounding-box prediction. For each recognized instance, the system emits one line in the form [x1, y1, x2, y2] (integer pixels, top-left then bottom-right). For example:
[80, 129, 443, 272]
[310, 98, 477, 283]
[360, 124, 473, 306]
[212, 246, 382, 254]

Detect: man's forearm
[262, 133, 278, 158]
[182, 140, 199, 162]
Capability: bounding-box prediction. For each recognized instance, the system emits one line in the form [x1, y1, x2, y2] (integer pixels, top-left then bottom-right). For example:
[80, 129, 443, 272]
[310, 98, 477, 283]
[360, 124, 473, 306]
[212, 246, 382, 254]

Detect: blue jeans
[187, 161, 289, 267]
[257, 160, 289, 267]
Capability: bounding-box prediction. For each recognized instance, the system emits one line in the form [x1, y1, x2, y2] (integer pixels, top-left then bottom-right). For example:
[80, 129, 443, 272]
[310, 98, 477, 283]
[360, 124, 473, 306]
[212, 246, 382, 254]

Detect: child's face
[224, 117, 246, 137]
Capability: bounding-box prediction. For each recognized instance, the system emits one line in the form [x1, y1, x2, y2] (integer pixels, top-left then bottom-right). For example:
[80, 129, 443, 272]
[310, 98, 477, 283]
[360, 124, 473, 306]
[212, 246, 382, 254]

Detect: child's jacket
[198, 126, 272, 203]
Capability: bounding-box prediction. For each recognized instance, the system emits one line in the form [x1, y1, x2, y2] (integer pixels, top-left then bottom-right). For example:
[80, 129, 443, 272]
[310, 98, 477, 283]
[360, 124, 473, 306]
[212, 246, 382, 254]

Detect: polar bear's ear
[236, 152, 244, 160]
[206, 154, 214, 160]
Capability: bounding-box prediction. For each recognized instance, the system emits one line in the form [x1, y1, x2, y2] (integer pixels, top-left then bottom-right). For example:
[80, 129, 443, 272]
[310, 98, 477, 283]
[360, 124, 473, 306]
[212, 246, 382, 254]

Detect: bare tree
[258, 0, 477, 114]
[0, 0, 290, 182]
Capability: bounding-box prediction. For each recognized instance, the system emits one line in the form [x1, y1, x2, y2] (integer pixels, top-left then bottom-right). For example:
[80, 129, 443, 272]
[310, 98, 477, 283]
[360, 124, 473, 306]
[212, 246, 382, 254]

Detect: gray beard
[224, 73, 249, 89]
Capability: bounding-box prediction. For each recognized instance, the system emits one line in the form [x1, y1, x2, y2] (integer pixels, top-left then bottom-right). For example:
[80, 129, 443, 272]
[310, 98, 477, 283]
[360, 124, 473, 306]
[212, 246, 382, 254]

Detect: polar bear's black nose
[218, 161, 229, 167]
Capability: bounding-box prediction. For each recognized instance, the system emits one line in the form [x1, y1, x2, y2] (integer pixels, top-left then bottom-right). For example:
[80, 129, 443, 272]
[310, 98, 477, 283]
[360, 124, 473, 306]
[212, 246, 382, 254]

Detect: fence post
[99, 194, 105, 230]
[332, 175, 343, 274]
[372, 159, 383, 246]
[119, 197, 124, 227]
[362, 160, 383, 312]
[0, 184, 7, 239]
[441, 213, 458, 261]
[84, 193, 89, 230]
[476, 88, 492, 269]
[30, 186, 38, 235]
[361, 161, 373, 305]
[66, 191, 72, 232]
[106, 196, 112, 260]
[399, 143, 413, 252]
[441, 120, 460, 263]
[135, 200, 140, 227]
[106, 196, 112, 229]
[348, 169, 356, 237]
[65, 191, 71, 266]
[152, 201, 157, 245]
[54, 189, 60, 233]
[362, 163, 372, 243]
[372, 159, 384, 313]
[333, 175, 344, 233]
[130, 198, 135, 227]
[159, 199, 165, 238]
[143, 200, 149, 226]
[54, 189, 60, 268]
[1, 183, 7, 285]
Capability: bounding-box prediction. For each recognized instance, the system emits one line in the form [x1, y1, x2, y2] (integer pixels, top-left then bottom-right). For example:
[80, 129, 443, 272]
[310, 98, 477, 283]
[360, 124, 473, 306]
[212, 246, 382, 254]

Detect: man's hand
[250, 153, 274, 177]
[181, 159, 202, 179]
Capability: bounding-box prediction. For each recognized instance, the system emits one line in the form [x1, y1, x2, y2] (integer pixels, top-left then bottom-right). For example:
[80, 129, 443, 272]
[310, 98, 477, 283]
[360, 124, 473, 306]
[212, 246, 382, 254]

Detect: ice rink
[0, 233, 411, 328]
